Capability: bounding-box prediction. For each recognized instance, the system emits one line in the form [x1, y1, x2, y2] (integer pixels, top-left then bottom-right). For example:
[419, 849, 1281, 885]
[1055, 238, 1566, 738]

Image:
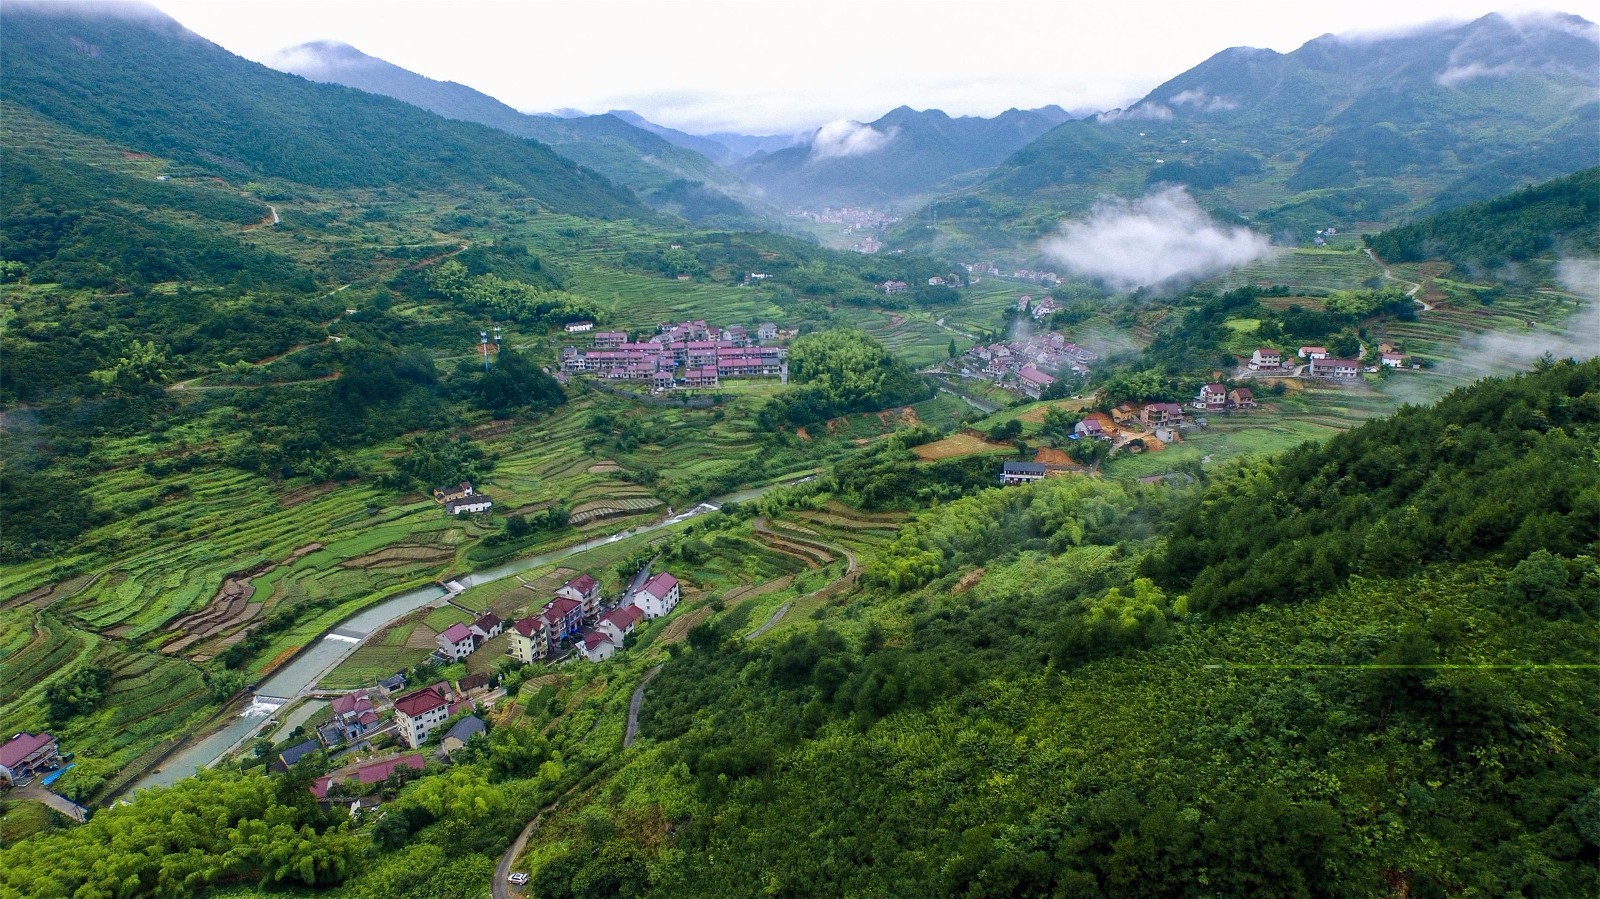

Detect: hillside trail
[1364, 247, 1432, 311]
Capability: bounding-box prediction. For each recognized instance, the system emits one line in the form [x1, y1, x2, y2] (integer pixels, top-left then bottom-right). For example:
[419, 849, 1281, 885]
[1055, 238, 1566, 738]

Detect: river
[130, 479, 804, 792]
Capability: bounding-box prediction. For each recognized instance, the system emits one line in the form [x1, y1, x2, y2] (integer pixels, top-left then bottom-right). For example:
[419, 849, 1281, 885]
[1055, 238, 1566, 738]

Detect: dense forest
[1365, 168, 1600, 267]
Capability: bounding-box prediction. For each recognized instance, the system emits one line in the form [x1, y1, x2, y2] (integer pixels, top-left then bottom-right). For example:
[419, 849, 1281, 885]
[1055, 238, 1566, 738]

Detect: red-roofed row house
[1, 731, 61, 786]
[311, 753, 425, 800]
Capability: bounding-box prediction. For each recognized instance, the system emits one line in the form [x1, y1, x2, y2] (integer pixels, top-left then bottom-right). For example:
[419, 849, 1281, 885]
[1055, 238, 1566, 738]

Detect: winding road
[1364, 247, 1432, 311]
[623, 664, 665, 749]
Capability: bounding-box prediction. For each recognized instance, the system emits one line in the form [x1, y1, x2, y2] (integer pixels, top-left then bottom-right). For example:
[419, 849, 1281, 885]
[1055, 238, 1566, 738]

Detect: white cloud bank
[1040, 187, 1273, 291]
[809, 120, 897, 160]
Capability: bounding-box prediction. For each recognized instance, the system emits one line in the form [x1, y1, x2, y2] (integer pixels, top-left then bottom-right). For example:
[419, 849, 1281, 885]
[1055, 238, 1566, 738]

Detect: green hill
[1366, 167, 1600, 267]
[895, 12, 1599, 256]
[0, 4, 642, 218]
[735, 105, 1071, 209]
[272, 41, 767, 227]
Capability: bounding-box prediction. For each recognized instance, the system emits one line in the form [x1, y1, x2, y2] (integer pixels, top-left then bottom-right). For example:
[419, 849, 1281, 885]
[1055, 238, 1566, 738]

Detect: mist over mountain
[735, 105, 1073, 209]
[897, 11, 1600, 255]
[270, 41, 766, 227]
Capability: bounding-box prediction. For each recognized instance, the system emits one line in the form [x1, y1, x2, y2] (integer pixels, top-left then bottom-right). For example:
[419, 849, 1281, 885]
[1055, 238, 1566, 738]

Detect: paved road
[623, 664, 664, 748]
[11, 782, 88, 823]
[494, 816, 539, 899]
[744, 602, 793, 640]
[1364, 247, 1431, 310]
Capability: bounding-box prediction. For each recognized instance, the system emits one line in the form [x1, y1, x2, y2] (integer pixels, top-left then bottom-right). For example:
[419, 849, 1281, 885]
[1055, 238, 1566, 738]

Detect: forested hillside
[1365, 167, 1600, 267]
[3, 361, 1593, 899]
[893, 12, 1599, 255]
[0, 4, 641, 216]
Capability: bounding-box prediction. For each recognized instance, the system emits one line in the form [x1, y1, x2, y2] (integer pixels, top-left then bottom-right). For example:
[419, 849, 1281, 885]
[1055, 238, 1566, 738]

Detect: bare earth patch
[587, 461, 624, 474]
[913, 432, 1012, 461]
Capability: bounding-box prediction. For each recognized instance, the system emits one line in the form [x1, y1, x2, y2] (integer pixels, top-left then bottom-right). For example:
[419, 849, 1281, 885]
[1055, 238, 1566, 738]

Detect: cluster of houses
[506, 570, 681, 666]
[432, 481, 494, 516]
[963, 331, 1098, 399]
[961, 263, 1062, 286]
[1247, 346, 1408, 379]
[560, 319, 787, 389]
[433, 611, 507, 663]
[0, 731, 63, 787]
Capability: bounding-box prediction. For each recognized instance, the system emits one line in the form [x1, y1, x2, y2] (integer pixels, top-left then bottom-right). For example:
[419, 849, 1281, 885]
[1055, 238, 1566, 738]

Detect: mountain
[734, 105, 1074, 209]
[604, 110, 808, 165]
[895, 12, 1600, 256]
[0, 3, 643, 219]
[270, 42, 765, 226]
[1366, 167, 1600, 267]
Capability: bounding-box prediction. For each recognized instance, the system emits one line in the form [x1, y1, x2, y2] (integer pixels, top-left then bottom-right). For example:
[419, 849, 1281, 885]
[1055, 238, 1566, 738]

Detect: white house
[435, 623, 475, 660]
[470, 613, 503, 641]
[1249, 348, 1281, 370]
[555, 574, 603, 620]
[632, 573, 681, 619]
[444, 495, 494, 515]
[1192, 383, 1227, 411]
[597, 605, 644, 644]
[395, 688, 450, 749]
[564, 321, 594, 333]
[1309, 357, 1361, 379]
[1380, 352, 1406, 368]
[1298, 346, 1329, 360]
[1000, 461, 1048, 485]
[581, 632, 619, 663]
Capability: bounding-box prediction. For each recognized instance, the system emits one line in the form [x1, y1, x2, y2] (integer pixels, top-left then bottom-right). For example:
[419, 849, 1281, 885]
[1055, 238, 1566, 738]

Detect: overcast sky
[153, 0, 1555, 134]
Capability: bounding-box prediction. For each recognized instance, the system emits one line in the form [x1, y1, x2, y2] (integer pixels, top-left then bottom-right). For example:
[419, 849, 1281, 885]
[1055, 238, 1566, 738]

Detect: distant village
[559, 318, 789, 390]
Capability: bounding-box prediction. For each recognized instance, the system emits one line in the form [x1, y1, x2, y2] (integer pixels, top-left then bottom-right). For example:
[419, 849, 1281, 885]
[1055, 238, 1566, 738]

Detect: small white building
[1249, 348, 1281, 370]
[395, 688, 450, 749]
[1000, 461, 1048, 485]
[470, 613, 503, 641]
[597, 605, 644, 644]
[632, 573, 681, 619]
[564, 321, 595, 333]
[444, 495, 494, 515]
[1298, 346, 1329, 360]
[435, 623, 475, 661]
[1380, 352, 1406, 368]
[581, 632, 619, 663]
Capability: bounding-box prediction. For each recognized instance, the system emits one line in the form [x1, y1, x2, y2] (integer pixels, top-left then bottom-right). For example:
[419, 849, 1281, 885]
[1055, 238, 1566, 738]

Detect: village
[558, 318, 789, 389]
[182, 562, 687, 819]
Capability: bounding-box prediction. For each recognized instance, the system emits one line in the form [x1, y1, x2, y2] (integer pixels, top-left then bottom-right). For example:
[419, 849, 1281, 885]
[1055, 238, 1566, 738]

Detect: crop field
[912, 431, 1015, 461]
[1206, 246, 1384, 294]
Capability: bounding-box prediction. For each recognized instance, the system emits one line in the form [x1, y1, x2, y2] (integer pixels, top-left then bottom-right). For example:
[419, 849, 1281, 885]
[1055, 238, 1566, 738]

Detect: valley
[0, 4, 1595, 898]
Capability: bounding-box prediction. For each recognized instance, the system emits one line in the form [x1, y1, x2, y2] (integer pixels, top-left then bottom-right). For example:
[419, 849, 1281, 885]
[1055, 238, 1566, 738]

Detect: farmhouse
[683, 366, 719, 388]
[1309, 357, 1361, 379]
[581, 632, 619, 663]
[758, 322, 778, 342]
[1192, 383, 1227, 412]
[880, 280, 908, 295]
[1249, 348, 1281, 370]
[1074, 418, 1106, 440]
[311, 754, 426, 800]
[0, 732, 61, 785]
[432, 481, 473, 503]
[470, 613, 503, 641]
[1298, 346, 1329, 360]
[564, 321, 594, 333]
[1380, 351, 1407, 368]
[597, 605, 644, 643]
[444, 494, 494, 515]
[435, 623, 475, 661]
[556, 574, 603, 620]
[1018, 365, 1056, 400]
[279, 739, 321, 768]
[507, 616, 549, 664]
[1227, 387, 1257, 409]
[593, 331, 628, 348]
[323, 691, 379, 746]
[440, 716, 486, 757]
[633, 573, 681, 619]
[394, 688, 450, 748]
[542, 596, 584, 640]
[1000, 461, 1048, 485]
[1141, 403, 1185, 428]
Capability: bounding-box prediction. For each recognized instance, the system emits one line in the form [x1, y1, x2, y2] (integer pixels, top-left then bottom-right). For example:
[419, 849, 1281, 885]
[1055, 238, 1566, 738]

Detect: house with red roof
[1249, 348, 1282, 370]
[633, 572, 681, 619]
[1018, 365, 1056, 400]
[597, 605, 644, 644]
[1380, 351, 1407, 368]
[1227, 387, 1257, 409]
[556, 574, 603, 620]
[541, 597, 583, 640]
[508, 615, 549, 664]
[435, 622, 476, 661]
[0, 732, 60, 786]
[310, 753, 426, 801]
[581, 631, 619, 663]
[470, 613, 503, 641]
[1298, 346, 1329, 360]
[394, 688, 449, 748]
[1309, 357, 1361, 379]
[1192, 383, 1227, 412]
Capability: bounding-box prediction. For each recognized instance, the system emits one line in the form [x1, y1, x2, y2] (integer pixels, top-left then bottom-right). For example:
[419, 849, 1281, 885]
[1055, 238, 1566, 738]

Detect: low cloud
[1098, 102, 1172, 122]
[809, 120, 897, 160]
[1169, 89, 1238, 112]
[1040, 187, 1273, 291]
[1435, 61, 1523, 87]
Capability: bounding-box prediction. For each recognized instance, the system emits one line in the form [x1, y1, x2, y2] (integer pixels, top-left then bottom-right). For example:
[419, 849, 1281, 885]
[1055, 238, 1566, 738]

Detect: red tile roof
[562, 574, 599, 595]
[394, 688, 447, 719]
[583, 632, 615, 650]
[639, 572, 679, 601]
[440, 623, 474, 644]
[600, 605, 644, 629]
[473, 613, 501, 631]
[513, 615, 545, 637]
[0, 732, 53, 768]
[311, 753, 425, 799]
[330, 691, 372, 717]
